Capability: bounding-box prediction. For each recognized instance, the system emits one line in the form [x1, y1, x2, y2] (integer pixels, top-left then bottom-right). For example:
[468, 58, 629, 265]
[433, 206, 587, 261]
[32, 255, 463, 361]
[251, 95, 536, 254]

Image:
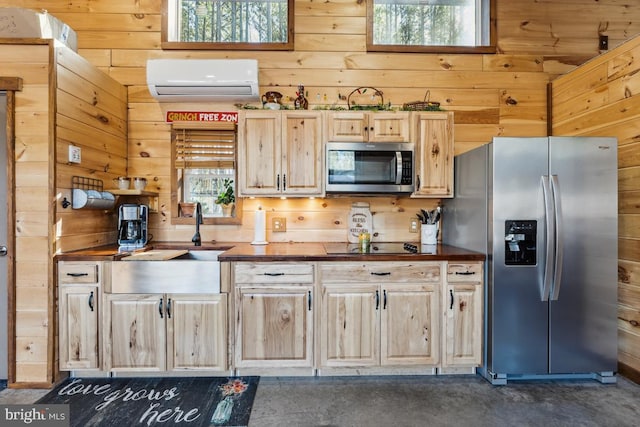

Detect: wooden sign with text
[166, 111, 238, 123]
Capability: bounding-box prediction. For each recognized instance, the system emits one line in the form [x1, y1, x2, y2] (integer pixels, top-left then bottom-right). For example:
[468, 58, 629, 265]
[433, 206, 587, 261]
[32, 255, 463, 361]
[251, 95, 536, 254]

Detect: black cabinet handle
[159, 298, 164, 319]
[283, 174, 287, 192]
[308, 291, 312, 311]
[449, 289, 454, 310]
[416, 175, 421, 189]
[88, 291, 94, 312]
[375, 290, 380, 310]
[167, 298, 172, 319]
[455, 271, 476, 276]
[277, 174, 280, 191]
[67, 272, 88, 277]
[371, 272, 391, 276]
[264, 272, 285, 276]
[383, 289, 387, 310]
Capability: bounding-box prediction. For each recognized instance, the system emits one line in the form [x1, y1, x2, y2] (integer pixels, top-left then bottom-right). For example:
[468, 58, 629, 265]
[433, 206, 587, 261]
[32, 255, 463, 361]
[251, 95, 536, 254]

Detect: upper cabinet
[238, 111, 324, 197]
[412, 112, 454, 198]
[326, 111, 411, 143]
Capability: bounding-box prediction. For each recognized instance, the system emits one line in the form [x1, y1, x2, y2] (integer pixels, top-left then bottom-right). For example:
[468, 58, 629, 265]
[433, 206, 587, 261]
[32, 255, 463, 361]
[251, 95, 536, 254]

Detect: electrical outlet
[409, 218, 420, 233]
[68, 145, 81, 164]
[599, 34, 609, 50]
[272, 217, 287, 232]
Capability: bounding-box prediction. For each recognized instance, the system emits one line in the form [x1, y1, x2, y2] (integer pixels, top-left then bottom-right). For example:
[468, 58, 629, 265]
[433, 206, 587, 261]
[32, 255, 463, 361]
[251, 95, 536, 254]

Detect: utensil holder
[421, 223, 438, 245]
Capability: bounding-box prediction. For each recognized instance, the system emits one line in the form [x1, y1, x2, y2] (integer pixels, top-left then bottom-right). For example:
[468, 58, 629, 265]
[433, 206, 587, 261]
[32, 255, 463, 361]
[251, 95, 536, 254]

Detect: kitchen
[1, 0, 640, 422]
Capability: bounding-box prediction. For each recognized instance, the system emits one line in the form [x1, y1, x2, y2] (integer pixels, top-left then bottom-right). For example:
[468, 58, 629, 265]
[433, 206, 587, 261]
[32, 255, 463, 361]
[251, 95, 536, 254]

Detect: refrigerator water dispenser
[504, 220, 536, 265]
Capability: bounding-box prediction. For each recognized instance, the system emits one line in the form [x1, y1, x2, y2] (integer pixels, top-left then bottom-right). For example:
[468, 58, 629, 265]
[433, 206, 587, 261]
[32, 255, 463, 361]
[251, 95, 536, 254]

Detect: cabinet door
[320, 284, 379, 367]
[103, 294, 166, 372]
[443, 283, 483, 367]
[368, 112, 410, 142]
[238, 111, 282, 196]
[235, 286, 313, 368]
[166, 294, 227, 371]
[281, 111, 324, 195]
[413, 112, 454, 197]
[59, 286, 99, 370]
[325, 111, 368, 141]
[381, 284, 439, 366]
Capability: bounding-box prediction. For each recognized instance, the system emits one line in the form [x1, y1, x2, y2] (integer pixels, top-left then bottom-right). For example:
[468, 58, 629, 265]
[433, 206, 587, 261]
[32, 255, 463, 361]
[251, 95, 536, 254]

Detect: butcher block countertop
[55, 242, 484, 262]
[218, 242, 484, 262]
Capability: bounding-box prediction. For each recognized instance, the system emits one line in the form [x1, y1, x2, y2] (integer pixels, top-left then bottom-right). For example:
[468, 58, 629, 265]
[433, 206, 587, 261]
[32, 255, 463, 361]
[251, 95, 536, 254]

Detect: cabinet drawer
[320, 262, 441, 283]
[58, 262, 99, 284]
[235, 263, 314, 284]
[447, 262, 483, 282]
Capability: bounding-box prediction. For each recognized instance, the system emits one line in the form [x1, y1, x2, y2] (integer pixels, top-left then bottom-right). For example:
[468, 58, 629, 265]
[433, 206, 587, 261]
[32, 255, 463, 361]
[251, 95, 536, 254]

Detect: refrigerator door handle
[541, 175, 555, 301]
[550, 175, 564, 300]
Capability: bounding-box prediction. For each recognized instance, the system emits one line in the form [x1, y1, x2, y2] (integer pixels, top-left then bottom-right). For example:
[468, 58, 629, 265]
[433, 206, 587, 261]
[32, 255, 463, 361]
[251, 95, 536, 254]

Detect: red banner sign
[166, 111, 238, 123]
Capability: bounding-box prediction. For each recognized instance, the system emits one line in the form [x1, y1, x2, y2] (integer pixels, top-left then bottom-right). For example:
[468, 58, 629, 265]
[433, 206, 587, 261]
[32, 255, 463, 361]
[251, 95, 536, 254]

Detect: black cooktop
[324, 242, 436, 255]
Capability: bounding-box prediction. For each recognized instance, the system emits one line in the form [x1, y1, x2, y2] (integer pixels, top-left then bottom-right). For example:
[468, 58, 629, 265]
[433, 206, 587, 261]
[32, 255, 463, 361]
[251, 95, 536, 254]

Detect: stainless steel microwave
[325, 142, 414, 194]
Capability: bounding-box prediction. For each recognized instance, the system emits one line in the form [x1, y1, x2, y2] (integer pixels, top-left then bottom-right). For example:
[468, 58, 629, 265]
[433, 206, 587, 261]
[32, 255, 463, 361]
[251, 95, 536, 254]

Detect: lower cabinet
[103, 293, 227, 373]
[319, 262, 441, 372]
[233, 262, 314, 374]
[442, 262, 484, 370]
[58, 261, 103, 371]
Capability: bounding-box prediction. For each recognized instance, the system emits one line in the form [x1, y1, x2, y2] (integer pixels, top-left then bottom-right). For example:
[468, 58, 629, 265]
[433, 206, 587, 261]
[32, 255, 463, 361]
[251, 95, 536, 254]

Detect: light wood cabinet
[238, 110, 323, 197]
[321, 283, 379, 367]
[326, 111, 410, 142]
[443, 262, 483, 369]
[234, 263, 314, 373]
[58, 261, 103, 371]
[413, 111, 454, 197]
[103, 293, 227, 373]
[319, 262, 441, 370]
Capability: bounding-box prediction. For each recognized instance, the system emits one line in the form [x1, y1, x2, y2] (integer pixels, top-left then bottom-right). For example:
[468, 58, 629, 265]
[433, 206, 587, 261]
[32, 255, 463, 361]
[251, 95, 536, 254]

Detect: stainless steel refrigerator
[443, 137, 618, 385]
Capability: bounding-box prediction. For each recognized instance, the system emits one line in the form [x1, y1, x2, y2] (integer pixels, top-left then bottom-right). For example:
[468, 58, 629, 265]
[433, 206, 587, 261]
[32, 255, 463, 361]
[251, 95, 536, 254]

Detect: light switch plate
[409, 218, 420, 233]
[272, 217, 286, 232]
[69, 145, 81, 164]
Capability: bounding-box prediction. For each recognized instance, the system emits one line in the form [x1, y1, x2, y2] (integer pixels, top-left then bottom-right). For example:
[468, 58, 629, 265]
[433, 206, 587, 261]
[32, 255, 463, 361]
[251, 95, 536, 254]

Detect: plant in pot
[215, 178, 236, 216]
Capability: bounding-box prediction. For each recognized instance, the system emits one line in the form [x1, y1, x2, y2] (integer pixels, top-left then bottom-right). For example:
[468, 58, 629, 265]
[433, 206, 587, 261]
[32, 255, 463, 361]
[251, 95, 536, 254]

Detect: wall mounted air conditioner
[146, 59, 259, 102]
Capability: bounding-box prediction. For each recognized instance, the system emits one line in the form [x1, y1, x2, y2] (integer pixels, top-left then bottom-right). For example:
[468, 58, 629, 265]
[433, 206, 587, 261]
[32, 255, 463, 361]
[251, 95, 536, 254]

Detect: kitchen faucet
[191, 202, 202, 246]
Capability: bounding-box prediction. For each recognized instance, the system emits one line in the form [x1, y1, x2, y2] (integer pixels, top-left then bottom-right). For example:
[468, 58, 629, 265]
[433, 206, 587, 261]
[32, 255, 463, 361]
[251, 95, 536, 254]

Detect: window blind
[172, 122, 237, 169]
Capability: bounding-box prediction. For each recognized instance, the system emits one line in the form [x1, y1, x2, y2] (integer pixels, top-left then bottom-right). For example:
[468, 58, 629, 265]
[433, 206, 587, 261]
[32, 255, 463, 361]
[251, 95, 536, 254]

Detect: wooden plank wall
[2, 0, 640, 384]
[1, 40, 127, 385]
[2, 0, 637, 245]
[550, 35, 640, 380]
[54, 46, 128, 253]
[0, 41, 53, 385]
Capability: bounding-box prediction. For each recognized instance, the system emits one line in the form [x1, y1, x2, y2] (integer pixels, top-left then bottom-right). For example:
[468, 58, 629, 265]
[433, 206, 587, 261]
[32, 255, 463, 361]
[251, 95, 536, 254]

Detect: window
[162, 0, 294, 50]
[367, 0, 496, 53]
[171, 122, 242, 224]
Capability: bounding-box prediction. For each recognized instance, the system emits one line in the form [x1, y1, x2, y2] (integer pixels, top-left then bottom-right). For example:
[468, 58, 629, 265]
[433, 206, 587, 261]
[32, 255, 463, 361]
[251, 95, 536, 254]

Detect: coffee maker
[117, 204, 148, 248]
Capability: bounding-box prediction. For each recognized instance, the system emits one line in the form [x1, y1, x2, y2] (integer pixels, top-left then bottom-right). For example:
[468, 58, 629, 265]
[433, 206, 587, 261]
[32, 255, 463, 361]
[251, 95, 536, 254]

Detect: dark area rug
[36, 376, 259, 427]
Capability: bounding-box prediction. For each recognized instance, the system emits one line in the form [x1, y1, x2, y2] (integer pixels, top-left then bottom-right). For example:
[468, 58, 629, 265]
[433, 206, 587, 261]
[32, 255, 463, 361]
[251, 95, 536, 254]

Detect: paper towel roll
[251, 210, 268, 245]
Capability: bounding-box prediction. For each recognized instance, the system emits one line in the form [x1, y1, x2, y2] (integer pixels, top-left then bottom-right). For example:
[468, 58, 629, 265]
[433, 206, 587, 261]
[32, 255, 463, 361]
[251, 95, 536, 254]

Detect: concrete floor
[1, 375, 639, 426]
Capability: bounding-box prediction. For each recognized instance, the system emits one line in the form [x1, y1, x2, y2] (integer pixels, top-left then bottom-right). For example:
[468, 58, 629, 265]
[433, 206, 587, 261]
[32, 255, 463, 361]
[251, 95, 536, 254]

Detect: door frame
[1, 77, 23, 386]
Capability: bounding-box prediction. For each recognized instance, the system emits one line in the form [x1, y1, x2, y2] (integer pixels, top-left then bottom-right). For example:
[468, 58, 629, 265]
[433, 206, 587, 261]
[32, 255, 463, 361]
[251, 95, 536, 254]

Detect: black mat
[36, 377, 259, 427]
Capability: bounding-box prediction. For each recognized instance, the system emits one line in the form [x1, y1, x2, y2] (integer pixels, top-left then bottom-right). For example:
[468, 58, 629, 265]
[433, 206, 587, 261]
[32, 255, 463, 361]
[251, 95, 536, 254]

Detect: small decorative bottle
[211, 395, 234, 424]
[294, 84, 309, 110]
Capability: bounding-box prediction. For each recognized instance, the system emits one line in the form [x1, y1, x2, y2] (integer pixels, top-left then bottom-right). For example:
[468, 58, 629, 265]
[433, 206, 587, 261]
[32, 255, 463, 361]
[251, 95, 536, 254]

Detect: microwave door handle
[396, 152, 402, 184]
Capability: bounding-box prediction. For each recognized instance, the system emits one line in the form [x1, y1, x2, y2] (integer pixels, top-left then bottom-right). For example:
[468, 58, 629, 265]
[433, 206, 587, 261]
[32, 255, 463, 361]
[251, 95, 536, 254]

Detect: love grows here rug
[36, 377, 259, 427]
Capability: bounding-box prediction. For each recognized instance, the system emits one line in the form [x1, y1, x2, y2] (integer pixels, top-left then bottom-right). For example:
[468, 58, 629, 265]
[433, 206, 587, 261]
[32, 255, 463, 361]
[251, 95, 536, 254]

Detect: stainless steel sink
[174, 250, 222, 261]
[109, 250, 223, 294]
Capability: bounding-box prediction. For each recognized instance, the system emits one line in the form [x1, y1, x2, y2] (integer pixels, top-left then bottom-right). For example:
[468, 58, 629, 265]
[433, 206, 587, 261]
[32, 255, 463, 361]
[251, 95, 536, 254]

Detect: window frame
[161, 0, 295, 51]
[171, 122, 243, 225]
[366, 0, 496, 54]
